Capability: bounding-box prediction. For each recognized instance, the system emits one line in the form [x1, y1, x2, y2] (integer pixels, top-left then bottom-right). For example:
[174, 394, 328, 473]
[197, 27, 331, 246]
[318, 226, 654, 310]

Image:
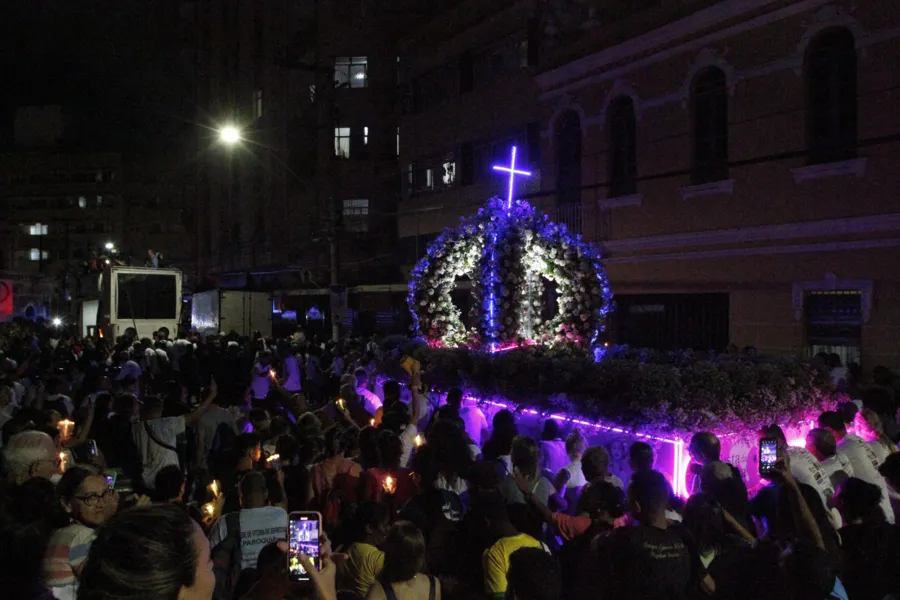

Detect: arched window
[608, 96, 637, 197]
[556, 110, 582, 205]
[691, 67, 729, 184]
[806, 28, 857, 164]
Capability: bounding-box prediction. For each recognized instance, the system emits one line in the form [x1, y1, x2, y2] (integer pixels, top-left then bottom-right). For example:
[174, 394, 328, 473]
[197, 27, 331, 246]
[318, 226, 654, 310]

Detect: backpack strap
[383, 582, 398, 600]
[428, 575, 436, 600]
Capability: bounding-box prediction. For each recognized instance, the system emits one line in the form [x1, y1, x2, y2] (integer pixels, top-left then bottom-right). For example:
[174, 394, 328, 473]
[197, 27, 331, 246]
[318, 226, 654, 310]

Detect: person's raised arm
[184, 377, 217, 428]
[409, 370, 422, 427]
[771, 456, 825, 551]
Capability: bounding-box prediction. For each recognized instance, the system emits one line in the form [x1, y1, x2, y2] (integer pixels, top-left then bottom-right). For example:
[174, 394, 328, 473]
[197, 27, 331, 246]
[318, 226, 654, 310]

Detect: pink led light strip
[479, 398, 691, 497]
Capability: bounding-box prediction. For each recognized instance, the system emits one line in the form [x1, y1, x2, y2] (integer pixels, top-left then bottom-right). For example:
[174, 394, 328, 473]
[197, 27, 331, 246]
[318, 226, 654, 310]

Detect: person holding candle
[361, 430, 415, 507]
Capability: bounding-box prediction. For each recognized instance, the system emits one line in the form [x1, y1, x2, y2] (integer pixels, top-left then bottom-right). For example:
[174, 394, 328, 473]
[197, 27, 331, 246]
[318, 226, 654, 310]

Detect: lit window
[254, 88, 263, 118]
[364, 127, 369, 146]
[442, 160, 456, 186]
[425, 168, 434, 189]
[342, 199, 369, 232]
[78, 196, 87, 209]
[334, 57, 368, 88]
[334, 127, 351, 158]
[29, 223, 48, 236]
[29, 248, 49, 261]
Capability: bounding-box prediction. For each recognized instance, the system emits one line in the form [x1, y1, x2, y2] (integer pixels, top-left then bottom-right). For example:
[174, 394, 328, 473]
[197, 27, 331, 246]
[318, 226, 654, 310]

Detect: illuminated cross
[492, 146, 532, 210]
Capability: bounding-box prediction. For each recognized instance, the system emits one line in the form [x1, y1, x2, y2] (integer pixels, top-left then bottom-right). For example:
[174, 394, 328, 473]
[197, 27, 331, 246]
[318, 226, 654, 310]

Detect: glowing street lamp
[104, 242, 115, 251]
[52, 317, 63, 327]
[219, 125, 242, 145]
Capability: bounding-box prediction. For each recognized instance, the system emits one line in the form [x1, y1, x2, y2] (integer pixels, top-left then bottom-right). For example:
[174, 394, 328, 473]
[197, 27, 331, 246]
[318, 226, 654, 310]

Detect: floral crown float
[407, 146, 613, 351]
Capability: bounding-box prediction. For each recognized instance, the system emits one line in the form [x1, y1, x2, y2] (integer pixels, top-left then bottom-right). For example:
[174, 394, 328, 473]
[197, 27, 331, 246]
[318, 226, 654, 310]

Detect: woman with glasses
[42, 466, 118, 600]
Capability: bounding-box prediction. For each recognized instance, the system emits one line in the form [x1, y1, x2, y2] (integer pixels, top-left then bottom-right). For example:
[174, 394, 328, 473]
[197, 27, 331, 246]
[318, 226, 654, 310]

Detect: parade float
[401, 147, 841, 493]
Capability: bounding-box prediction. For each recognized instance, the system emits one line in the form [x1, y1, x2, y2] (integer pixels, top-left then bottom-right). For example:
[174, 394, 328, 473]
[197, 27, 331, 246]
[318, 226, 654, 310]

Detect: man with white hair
[2, 430, 60, 485]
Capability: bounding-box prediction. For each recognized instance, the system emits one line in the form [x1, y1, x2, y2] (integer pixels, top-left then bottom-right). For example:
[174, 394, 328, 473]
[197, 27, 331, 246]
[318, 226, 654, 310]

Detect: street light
[219, 125, 242, 145]
[52, 317, 62, 327]
[105, 242, 115, 250]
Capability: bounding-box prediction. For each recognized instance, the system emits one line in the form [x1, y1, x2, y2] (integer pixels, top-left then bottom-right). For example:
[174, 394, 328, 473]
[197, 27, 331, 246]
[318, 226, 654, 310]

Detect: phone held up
[288, 512, 322, 583]
[759, 437, 779, 478]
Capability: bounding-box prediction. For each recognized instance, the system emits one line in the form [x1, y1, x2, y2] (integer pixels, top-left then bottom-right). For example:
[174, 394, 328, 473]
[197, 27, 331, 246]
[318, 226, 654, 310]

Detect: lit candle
[269, 369, 277, 381]
[57, 419, 74, 442]
[202, 502, 216, 518]
[369, 418, 375, 427]
[266, 453, 280, 464]
[59, 451, 68, 473]
[208, 480, 220, 497]
[413, 434, 424, 448]
[382, 475, 396, 495]
[336, 398, 346, 412]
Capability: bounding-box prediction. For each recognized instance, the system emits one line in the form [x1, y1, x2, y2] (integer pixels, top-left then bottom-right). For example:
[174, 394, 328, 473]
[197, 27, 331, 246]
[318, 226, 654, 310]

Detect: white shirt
[460, 405, 489, 447]
[400, 424, 419, 467]
[562, 459, 587, 488]
[196, 405, 238, 469]
[132, 416, 185, 489]
[283, 354, 302, 392]
[208, 506, 289, 570]
[250, 363, 271, 400]
[357, 386, 382, 415]
[838, 434, 895, 523]
[821, 452, 854, 480]
[787, 446, 834, 504]
[539, 440, 568, 474]
[868, 440, 893, 467]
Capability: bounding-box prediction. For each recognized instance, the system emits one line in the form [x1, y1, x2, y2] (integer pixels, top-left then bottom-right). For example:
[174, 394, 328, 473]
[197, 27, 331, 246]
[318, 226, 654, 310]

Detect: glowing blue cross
[492, 146, 532, 210]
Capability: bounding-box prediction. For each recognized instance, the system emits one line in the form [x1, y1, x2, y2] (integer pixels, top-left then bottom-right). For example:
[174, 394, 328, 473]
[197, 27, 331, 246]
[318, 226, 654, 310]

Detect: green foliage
[387, 345, 841, 437]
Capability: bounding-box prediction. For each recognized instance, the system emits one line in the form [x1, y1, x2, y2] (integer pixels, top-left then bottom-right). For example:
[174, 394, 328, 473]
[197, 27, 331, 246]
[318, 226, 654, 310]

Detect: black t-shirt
[840, 522, 900, 600]
[580, 523, 699, 600]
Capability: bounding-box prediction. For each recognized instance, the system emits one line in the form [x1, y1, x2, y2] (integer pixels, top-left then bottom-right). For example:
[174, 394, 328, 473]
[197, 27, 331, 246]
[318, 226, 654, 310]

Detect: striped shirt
[43, 523, 96, 600]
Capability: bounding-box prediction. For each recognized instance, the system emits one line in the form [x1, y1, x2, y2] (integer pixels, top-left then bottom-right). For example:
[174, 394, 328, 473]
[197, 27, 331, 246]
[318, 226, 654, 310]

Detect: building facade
[399, 0, 900, 367]
[187, 0, 427, 289]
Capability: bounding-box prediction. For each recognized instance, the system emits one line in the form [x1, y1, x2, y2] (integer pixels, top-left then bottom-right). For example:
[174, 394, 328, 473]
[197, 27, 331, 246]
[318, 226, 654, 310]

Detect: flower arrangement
[408, 197, 613, 349]
[381, 344, 842, 438]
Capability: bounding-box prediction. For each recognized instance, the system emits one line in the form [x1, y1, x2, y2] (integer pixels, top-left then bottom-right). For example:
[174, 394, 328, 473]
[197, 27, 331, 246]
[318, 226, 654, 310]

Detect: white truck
[80, 266, 183, 340]
[190, 289, 272, 338]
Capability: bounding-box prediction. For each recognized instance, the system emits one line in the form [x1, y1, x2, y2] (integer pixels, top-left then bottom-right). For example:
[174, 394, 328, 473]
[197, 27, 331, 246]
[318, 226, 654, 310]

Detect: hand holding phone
[288, 512, 322, 583]
[759, 437, 779, 478]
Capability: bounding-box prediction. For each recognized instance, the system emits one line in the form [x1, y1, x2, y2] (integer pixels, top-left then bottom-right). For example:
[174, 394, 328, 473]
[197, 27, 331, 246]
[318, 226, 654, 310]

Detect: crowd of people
[2, 317, 900, 600]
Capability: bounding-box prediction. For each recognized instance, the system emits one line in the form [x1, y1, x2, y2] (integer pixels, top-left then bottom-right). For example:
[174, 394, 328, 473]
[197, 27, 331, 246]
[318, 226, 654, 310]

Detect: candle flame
[369, 418, 375, 427]
[203, 502, 216, 517]
[209, 480, 220, 496]
[382, 475, 396, 494]
[414, 434, 424, 447]
[266, 454, 280, 462]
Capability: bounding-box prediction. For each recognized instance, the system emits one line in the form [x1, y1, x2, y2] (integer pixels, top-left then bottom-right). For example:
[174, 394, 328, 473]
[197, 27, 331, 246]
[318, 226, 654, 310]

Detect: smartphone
[87, 439, 98, 458]
[759, 437, 779, 477]
[288, 512, 322, 583]
[105, 471, 118, 489]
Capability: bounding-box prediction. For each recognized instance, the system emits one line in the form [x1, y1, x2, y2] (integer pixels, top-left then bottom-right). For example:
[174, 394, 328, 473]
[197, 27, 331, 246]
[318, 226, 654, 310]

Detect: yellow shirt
[482, 533, 543, 596]
[338, 542, 385, 596]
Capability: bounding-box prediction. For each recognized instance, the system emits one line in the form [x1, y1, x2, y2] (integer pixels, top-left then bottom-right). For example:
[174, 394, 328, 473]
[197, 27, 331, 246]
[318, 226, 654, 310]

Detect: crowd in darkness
[2, 318, 900, 600]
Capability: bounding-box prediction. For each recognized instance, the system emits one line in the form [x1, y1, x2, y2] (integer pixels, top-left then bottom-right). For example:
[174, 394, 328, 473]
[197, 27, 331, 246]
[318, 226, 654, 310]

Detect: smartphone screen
[87, 440, 98, 458]
[759, 437, 779, 477]
[105, 471, 117, 488]
[288, 512, 321, 582]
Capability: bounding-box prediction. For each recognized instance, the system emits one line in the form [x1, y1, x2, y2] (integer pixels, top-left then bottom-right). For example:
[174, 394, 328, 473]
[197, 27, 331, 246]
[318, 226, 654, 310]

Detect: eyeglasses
[74, 488, 116, 507]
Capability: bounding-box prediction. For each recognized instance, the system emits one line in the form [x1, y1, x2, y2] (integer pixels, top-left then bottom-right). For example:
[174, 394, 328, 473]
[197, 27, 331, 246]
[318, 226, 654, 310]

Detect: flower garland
[408, 197, 614, 348]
